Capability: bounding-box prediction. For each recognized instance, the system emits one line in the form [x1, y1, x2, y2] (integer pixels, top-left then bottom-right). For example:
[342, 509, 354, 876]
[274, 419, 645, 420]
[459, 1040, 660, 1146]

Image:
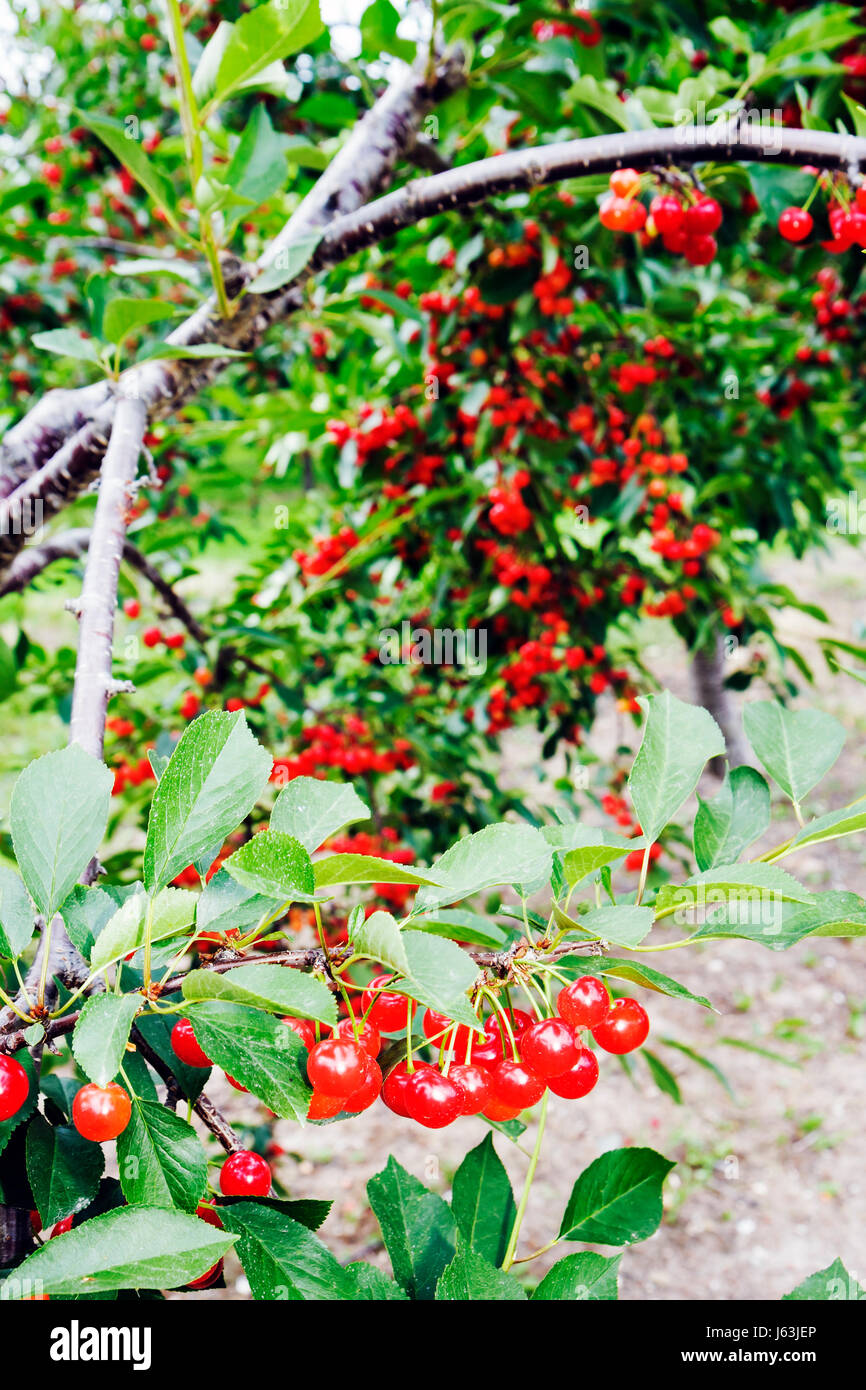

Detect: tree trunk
[0, 1207, 35, 1267]
[691, 636, 750, 771]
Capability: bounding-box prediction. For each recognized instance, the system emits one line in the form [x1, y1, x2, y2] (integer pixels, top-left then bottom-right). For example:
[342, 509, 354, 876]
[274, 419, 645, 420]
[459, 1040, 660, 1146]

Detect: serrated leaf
[102, 297, 174, 345]
[344, 1263, 409, 1300]
[783, 1257, 864, 1301]
[10, 745, 113, 919]
[116, 1099, 207, 1212]
[655, 863, 814, 927]
[572, 905, 654, 948]
[143, 711, 272, 893]
[219, 1202, 351, 1300]
[694, 766, 771, 871]
[399, 931, 483, 1031]
[90, 887, 197, 970]
[313, 853, 441, 890]
[270, 776, 369, 851]
[31, 329, 103, 365]
[73, 112, 176, 222]
[196, 866, 283, 937]
[224, 829, 317, 902]
[532, 1250, 621, 1300]
[627, 692, 725, 844]
[693, 888, 866, 949]
[224, 105, 290, 207]
[367, 1156, 456, 1300]
[350, 909, 409, 975]
[782, 800, 866, 856]
[569, 957, 714, 1010]
[185, 1001, 311, 1121]
[743, 702, 845, 807]
[451, 1133, 516, 1266]
[436, 1238, 527, 1300]
[0, 1205, 234, 1297]
[0, 865, 34, 960]
[59, 884, 117, 960]
[25, 1113, 104, 1226]
[414, 823, 553, 913]
[181, 963, 336, 1027]
[206, 0, 323, 110]
[72, 994, 141, 1087]
[559, 1147, 675, 1245]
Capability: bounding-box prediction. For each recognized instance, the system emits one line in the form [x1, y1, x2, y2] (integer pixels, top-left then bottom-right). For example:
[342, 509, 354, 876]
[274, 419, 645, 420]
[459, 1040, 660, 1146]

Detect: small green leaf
[181, 963, 336, 1027]
[783, 1257, 864, 1301]
[367, 1156, 456, 1300]
[59, 885, 117, 961]
[116, 1099, 207, 1212]
[694, 766, 771, 871]
[31, 329, 104, 365]
[414, 823, 553, 913]
[185, 1001, 312, 1122]
[532, 1250, 621, 1300]
[219, 1202, 352, 1301]
[73, 112, 177, 223]
[25, 1113, 104, 1226]
[270, 776, 369, 851]
[224, 829, 317, 902]
[628, 691, 725, 843]
[451, 1133, 516, 1267]
[743, 702, 845, 807]
[569, 957, 714, 1010]
[205, 0, 324, 110]
[90, 887, 197, 970]
[102, 298, 175, 345]
[72, 994, 141, 1087]
[559, 1147, 675, 1245]
[400, 931, 482, 1031]
[313, 854, 440, 890]
[350, 909, 409, 975]
[0, 866, 34, 960]
[436, 1238, 527, 1300]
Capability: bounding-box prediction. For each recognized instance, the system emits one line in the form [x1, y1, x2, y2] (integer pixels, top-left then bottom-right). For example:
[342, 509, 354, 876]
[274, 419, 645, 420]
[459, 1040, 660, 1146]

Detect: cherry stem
[502, 1089, 549, 1271]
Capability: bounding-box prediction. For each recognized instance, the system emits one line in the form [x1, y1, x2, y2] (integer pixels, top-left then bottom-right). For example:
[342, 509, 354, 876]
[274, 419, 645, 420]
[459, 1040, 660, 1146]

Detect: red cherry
[171, 1018, 212, 1069]
[488, 1060, 546, 1110]
[404, 1068, 463, 1129]
[592, 998, 650, 1054]
[609, 168, 641, 199]
[361, 975, 415, 1033]
[281, 1016, 316, 1051]
[219, 1149, 271, 1196]
[557, 976, 609, 1029]
[519, 1018, 580, 1078]
[662, 226, 689, 254]
[778, 207, 813, 242]
[600, 195, 646, 232]
[683, 196, 722, 235]
[450, 1063, 491, 1115]
[421, 1008, 474, 1054]
[546, 1046, 600, 1098]
[683, 234, 717, 266]
[343, 1059, 383, 1113]
[142, 626, 162, 648]
[226, 1075, 248, 1092]
[856, 185, 866, 214]
[72, 1083, 132, 1142]
[649, 193, 683, 234]
[306, 1038, 369, 1097]
[334, 1016, 380, 1058]
[0, 1055, 29, 1122]
[482, 1095, 523, 1122]
[122, 598, 141, 619]
[196, 1203, 223, 1229]
[381, 1061, 423, 1116]
[186, 1258, 224, 1290]
[307, 1090, 344, 1120]
[50, 1215, 74, 1239]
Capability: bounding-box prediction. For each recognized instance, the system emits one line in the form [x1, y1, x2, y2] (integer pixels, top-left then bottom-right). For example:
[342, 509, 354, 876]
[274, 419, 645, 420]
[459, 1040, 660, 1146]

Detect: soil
[193, 542, 866, 1300]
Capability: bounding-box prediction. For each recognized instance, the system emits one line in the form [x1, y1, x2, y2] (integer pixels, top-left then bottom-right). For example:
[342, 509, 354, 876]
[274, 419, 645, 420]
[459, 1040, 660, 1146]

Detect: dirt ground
[201, 542, 866, 1300]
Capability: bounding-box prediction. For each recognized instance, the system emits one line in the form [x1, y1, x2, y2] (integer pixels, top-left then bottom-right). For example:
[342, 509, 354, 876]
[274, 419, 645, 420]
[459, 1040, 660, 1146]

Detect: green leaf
[360, 0, 415, 61]
[59, 885, 117, 961]
[783, 1257, 864, 1301]
[546, 828, 635, 885]
[400, 931, 482, 1030]
[367, 1157, 456, 1301]
[270, 776, 369, 851]
[10, 745, 113, 919]
[742, 702, 845, 807]
[185, 1001, 311, 1121]
[246, 231, 323, 294]
[206, 0, 324, 110]
[90, 887, 197, 970]
[694, 767, 771, 871]
[451, 1133, 516, 1267]
[655, 863, 814, 927]
[195, 867, 282, 936]
[224, 829, 317, 902]
[73, 112, 176, 223]
[574, 905, 654, 948]
[25, 1114, 104, 1226]
[181, 963, 337, 1027]
[350, 909, 410, 975]
[627, 692, 725, 844]
[436, 1237, 527, 1300]
[116, 1099, 207, 1213]
[314, 853, 440, 889]
[224, 106, 290, 206]
[31, 329, 103, 365]
[567, 957, 713, 1010]
[414, 823, 553, 913]
[532, 1251, 621, 1300]
[102, 297, 175, 345]
[0, 1205, 234, 1297]
[559, 1147, 675, 1245]
[344, 1263, 409, 1300]
[693, 888, 866, 949]
[643, 1049, 682, 1104]
[0, 866, 34, 960]
[143, 710, 272, 893]
[782, 800, 866, 856]
[219, 1202, 351, 1300]
[72, 994, 141, 1087]
[137, 343, 250, 362]
[409, 909, 511, 949]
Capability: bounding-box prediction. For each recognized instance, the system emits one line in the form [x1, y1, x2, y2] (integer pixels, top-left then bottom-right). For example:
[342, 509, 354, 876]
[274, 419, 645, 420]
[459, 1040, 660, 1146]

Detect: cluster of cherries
[168, 974, 651, 1133]
[599, 169, 724, 266]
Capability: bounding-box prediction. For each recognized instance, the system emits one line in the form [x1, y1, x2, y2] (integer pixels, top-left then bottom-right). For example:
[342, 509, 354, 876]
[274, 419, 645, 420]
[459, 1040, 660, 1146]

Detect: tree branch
[133, 1027, 243, 1154]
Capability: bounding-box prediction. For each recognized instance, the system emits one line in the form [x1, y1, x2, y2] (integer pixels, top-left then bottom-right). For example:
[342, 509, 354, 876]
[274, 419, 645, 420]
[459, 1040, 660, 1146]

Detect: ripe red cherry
[450, 1063, 491, 1115]
[609, 167, 641, 199]
[72, 1083, 132, 1142]
[0, 1055, 29, 1122]
[219, 1149, 271, 1196]
[649, 193, 683, 234]
[546, 1046, 600, 1098]
[343, 1059, 383, 1114]
[306, 1038, 369, 1097]
[421, 1008, 473, 1054]
[196, 1203, 223, 1229]
[404, 1068, 463, 1129]
[381, 1060, 424, 1116]
[186, 1258, 224, 1290]
[778, 206, 813, 242]
[50, 1215, 74, 1239]
[683, 234, 717, 266]
[171, 1018, 212, 1069]
[334, 1015, 380, 1058]
[520, 1018, 580, 1078]
[307, 1090, 344, 1120]
[281, 1016, 316, 1051]
[226, 1075, 248, 1092]
[482, 1095, 522, 1122]
[683, 196, 722, 235]
[592, 998, 650, 1054]
[361, 975, 415, 1033]
[488, 1060, 546, 1110]
[557, 975, 610, 1029]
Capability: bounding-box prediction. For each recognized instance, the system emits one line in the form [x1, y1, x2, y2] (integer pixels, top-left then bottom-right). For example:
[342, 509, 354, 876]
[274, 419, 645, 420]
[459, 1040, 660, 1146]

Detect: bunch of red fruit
[599, 169, 723, 267]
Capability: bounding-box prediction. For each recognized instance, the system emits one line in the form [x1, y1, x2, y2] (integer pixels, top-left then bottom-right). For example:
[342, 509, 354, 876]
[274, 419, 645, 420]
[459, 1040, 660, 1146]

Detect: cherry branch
[133, 1027, 243, 1154]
